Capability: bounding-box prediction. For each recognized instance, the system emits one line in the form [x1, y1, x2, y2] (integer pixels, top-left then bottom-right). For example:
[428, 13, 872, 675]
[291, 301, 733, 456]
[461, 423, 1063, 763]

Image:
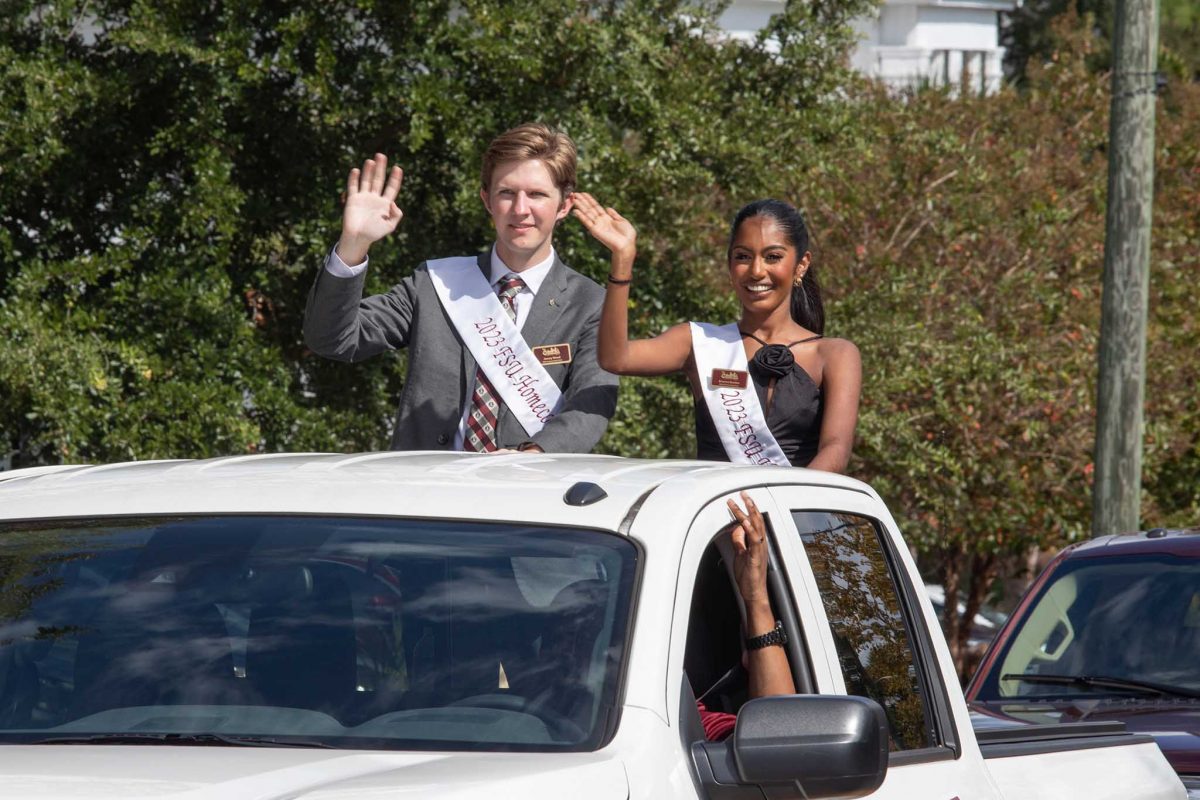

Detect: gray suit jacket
[303, 251, 618, 452]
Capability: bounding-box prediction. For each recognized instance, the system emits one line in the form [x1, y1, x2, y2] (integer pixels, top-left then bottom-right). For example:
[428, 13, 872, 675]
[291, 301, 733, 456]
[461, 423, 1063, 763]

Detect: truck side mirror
[691, 695, 889, 800]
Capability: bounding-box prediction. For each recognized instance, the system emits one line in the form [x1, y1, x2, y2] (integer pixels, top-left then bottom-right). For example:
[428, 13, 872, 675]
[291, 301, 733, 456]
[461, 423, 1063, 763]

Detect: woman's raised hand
[727, 492, 770, 608]
[337, 153, 404, 265]
[571, 192, 636, 261]
[728, 491, 797, 699]
[589, 189, 688, 376]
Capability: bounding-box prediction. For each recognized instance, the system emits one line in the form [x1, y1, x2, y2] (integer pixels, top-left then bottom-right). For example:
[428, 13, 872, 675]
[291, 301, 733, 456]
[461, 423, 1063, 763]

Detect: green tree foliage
[2, 3, 1197, 680]
[793, 14, 1199, 676]
[0, 0, 872, 464]
[1158, 0, 1200, 79]
[1003, 0, 1200, 82]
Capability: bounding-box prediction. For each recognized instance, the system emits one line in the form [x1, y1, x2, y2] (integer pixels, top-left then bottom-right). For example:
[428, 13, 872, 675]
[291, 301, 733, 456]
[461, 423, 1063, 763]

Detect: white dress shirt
[324, 245, 556, 450]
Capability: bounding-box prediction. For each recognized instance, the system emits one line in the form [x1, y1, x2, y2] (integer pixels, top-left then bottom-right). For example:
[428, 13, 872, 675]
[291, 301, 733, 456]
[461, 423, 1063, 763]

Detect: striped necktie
[463, 274, 526, 452]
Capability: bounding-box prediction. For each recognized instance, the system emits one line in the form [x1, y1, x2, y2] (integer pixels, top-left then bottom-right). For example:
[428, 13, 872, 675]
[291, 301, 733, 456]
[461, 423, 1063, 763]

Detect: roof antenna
[564, 481, 607, 507]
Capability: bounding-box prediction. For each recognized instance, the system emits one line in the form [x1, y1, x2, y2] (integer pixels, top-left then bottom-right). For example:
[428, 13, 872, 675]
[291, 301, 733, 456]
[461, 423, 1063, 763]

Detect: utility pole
[1093, 0, 1160, 536]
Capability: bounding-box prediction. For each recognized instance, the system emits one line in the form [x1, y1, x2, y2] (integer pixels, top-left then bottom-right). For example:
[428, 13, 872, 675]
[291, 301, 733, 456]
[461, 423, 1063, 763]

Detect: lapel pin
[548, 298, 557, 307]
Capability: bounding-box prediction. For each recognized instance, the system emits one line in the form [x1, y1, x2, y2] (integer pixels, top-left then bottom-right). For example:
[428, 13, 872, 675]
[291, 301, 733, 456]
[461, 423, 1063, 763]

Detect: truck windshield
[981, 553, 1200, 700]
[0, 516, 637, 751]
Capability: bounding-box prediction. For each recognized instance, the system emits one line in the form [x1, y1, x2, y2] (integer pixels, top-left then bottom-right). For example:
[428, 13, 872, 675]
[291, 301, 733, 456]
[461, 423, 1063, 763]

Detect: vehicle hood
[971, 698, 1200, 775]
[0, 746, 630, 800]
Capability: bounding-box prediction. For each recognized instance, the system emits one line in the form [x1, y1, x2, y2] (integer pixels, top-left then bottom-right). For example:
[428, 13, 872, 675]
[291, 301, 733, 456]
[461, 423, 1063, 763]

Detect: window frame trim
[768, 493, 961, 759]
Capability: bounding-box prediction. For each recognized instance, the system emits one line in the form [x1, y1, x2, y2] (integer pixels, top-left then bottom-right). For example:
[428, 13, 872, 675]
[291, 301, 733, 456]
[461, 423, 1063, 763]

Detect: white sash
[690, 322, 790, 467]
[427, 257, 563, 437]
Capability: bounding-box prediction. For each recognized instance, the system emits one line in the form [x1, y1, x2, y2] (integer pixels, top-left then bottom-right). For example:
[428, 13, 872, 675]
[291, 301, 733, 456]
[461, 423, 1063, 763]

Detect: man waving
[304, 123, 617, 453]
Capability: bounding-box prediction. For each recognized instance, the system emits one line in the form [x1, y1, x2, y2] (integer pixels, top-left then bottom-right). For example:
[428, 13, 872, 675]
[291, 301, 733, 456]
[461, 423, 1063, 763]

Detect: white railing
[868, 46, 1005, 94]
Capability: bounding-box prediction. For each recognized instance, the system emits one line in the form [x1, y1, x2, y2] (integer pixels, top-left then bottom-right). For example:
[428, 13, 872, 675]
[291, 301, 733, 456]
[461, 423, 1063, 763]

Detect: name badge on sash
[533, 343, 572, 365]
[710, 369, 748, 389]
[427, 257, 564, 437]
[690, 322, 790, 467]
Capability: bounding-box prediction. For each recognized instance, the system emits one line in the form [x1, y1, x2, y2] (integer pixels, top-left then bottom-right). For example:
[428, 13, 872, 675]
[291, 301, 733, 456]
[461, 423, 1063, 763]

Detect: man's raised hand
[571, 192, 636, 262]
[336, 153, 404, 266]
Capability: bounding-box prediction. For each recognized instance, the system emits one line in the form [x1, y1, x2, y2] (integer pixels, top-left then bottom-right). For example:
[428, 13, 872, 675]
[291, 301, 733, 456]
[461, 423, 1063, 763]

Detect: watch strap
[745, 620, 787, 650]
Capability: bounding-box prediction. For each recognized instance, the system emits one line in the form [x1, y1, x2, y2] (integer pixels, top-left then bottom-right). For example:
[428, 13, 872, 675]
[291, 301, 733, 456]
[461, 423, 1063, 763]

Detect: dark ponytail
[728, 199, 825, 335]
[790, 264, 824, 336]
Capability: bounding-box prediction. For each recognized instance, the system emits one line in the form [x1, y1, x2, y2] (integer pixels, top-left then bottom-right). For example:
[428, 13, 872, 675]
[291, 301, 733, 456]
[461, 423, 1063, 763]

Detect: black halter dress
[693, 332, 823, 468]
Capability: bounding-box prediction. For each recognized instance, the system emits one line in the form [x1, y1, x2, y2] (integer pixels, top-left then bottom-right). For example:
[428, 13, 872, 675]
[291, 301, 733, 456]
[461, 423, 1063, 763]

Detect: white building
[718, 0, 1016, 94]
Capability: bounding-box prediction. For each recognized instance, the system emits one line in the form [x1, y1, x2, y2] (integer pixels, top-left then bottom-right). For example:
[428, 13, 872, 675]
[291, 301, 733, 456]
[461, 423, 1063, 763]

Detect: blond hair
[480, 123, 577, 198]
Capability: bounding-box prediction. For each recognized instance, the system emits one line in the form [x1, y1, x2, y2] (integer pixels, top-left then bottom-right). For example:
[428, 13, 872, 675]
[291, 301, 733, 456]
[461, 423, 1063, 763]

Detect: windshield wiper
[31, 732, 337, 748]
[1001, 673, 1200, 700]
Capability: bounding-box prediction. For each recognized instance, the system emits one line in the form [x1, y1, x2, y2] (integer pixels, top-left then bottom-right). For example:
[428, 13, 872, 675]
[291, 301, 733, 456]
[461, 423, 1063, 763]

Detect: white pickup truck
[0, 453, 1184, 800]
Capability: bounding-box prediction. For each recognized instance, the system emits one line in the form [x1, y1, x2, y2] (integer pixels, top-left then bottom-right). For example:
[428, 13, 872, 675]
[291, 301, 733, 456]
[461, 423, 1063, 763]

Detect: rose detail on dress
[749, 343, 794, 380]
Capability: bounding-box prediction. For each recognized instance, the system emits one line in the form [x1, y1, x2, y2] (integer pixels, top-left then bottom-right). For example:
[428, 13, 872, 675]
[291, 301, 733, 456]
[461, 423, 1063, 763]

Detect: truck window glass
[983, 554, 1200, 699]
[0, 516, 637, 752]
[791, 511, 935, 751]
[684, 539, 744, 704]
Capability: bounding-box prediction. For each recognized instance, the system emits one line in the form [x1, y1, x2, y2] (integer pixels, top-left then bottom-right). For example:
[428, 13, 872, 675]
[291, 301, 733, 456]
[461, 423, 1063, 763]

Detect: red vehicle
[967, 528, 1200, 799]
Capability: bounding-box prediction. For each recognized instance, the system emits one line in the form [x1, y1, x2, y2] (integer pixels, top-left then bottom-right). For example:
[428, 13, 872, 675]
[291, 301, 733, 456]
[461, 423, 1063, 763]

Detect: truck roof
[0, 452, 876, 532]
[1062, 527, 1200, 559]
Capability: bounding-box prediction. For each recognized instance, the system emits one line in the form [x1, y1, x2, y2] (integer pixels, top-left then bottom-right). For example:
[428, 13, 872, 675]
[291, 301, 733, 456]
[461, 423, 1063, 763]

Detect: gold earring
[793, 276, 803, 287]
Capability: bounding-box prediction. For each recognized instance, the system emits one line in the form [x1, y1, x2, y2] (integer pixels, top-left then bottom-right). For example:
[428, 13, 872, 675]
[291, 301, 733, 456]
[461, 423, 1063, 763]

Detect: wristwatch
[745, 620, 788, 650]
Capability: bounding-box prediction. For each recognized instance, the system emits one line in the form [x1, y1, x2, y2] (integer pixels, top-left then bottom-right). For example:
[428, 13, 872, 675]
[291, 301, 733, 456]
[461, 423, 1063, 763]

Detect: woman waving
[573, 195, 860, 472]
